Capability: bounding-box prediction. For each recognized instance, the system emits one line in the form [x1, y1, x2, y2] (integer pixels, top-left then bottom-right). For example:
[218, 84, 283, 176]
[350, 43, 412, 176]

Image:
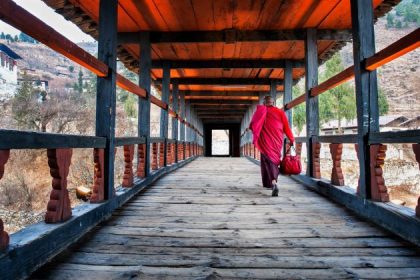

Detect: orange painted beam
[285, 94, 306, 110]
[151, 95, 168, 110]
[0, 0, 108, 77]
[185, 96, 259, 101]
[311, 66, 355, 97]
[116, 75, 146, 98]
[365, 28, 420, 71]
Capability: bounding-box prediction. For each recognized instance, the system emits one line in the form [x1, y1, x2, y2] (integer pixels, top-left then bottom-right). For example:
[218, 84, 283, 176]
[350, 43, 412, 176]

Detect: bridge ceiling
[43, 0, 399, 122]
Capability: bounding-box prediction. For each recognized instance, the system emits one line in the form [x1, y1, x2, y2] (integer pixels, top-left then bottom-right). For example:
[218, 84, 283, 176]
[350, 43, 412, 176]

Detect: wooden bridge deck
[32, 158, 420, 279]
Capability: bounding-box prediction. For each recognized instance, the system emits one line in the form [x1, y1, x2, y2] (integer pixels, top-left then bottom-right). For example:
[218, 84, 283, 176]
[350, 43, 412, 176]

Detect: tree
[68, 66, 74, 73]
[77, 69, 83, 94]
[319, 53, 356, 134]
[386, 13, 394, 28]
[378, 88, 389, 116]
[0, 32, 5, 39]
[292, 85, 306, 136]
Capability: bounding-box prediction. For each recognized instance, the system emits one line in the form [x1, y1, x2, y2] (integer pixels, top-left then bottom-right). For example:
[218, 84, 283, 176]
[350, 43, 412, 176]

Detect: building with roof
[0, 43, 22, 100]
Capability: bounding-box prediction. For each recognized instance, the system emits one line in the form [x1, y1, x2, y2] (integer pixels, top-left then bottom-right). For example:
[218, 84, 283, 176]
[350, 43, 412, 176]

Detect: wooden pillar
[305, 29, 320, 178]
[138, 32, 152, 177]
[180, 91, 185, 141]
[95, 0, 118, 200]
[270, 80, 277, 104]
[172, 81, 179, 162]
[351, 0, 380, 199]
[0, 150, 10, 251]
[284, 60, 293, 125]
[160, 63, 170, 166]
[412, 144, 420, 217]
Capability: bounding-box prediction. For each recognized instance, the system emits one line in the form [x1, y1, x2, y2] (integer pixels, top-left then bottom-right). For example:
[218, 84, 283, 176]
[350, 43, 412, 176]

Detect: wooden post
[172, 81, 179, 162]
[45, 149, 72, 223]
[137, 144, 146, 178]
[138, 31, 152, 177]
[369, 144, 389, 202]
[270, 80, 277, 104]
[180, 91, 186, 142]
[160, 63, 170, 166]
[152, 142, 158, 170]
[159, 142, 165, 168]
[95, 0, 118, 199]
[122, 145, 134, 187]
[0, 149, 10, 251]
[90, 148, 105, 202]
[412, 144, 420, 217]
[284, 60, 293, 125]
[305, 29, 319, 177]
[351, 0, 380, 199]
[330, 143, 345, 186]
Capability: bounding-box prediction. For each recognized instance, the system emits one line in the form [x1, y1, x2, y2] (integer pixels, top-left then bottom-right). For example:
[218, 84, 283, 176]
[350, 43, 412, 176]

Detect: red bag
[280, 146, 302, 175]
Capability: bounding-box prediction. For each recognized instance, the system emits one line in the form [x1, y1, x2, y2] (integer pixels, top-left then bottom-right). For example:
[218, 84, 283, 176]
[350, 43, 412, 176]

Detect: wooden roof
[43, 0, 400, 122]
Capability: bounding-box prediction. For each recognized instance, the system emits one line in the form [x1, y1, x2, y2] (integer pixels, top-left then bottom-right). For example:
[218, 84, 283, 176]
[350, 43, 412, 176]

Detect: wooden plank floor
[32, 157, 420, 279]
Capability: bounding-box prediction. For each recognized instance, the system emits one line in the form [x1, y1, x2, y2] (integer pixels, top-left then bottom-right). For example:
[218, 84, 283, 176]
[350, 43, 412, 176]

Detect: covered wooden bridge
[0, 0, 419, 279]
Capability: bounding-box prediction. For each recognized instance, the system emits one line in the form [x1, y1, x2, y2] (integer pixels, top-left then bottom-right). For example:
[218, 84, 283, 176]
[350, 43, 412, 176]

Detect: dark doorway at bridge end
[204, 123, 240, 157]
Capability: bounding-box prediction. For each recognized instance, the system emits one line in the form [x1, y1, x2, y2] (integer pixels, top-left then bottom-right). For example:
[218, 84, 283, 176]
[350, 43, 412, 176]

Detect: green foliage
[319, 53, 357, 134]
[18, 32, 37, 43]
[387, 0, 420, 28]
[78, 69, 83, 94]
[378, 88, 389, 116]
[291, 85, 306, 136]
[68, 65, 74, 73]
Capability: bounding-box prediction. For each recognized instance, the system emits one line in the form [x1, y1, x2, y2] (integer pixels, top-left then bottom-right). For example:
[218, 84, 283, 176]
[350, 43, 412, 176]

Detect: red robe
[249, 105, 294, 165]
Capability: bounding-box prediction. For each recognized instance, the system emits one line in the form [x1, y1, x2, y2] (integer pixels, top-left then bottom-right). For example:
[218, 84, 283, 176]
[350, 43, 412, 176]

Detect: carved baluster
[122, 145, 134, 188]
[152, 143, 158, 170]
[159, 142, 165, 168]
[137, 144, 146, 178]
[91, 148, 105, 203]
[311, 142, 321, 179]
[412, 144, 420, 217]
[296, 143, 302, 162]
[330, 143, 345, 186]
[0, 150, 10, 251]
[369, 144, 389, 202]
[45, 148, 72, 223]
[167, 143, 172, 165]
[354, 144, 361, 193]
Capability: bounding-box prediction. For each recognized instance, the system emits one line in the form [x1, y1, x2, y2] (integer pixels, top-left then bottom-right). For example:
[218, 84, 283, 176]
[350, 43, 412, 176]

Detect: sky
[0, 0, 95, 43]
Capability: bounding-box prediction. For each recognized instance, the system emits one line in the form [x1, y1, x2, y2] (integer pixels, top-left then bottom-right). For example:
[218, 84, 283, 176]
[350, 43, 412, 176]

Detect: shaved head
[263, 95, 274, 106]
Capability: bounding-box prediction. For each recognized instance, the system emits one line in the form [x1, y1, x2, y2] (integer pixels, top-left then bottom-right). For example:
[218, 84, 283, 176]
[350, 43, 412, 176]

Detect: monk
[248, 96, 294, 196]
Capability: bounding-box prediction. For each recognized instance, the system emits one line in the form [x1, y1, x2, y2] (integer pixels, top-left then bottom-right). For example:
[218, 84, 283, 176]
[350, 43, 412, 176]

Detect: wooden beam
[185, 96, 258, 101]
[183, 91, 259, 97]
[0, 0, 108, 77]
[116, 74, 146, 98]
[95, 0, 118, 200]
[118, 29, 352, 44]
[152, 59, 305, 69]
[311, 66, 355, 97]
[0, 130, 105, 149]
[189, 100, 254, 105]
[158, 78, 284, 85]
[305, 29, 319, 178]
[351, 0, 380, 199]
[365, 28, 420, 71]
[138, 32, 152, 177]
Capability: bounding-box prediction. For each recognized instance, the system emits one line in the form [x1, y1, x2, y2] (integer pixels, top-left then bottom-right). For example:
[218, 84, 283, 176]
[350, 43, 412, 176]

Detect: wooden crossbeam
[158, 78, 283, 85]
[185, 96, 259, 101]
[183, 91, 259, 97]
[118, 29, 352, 44]
[188, 100, 254, 105]
[152, 59, 305, 69]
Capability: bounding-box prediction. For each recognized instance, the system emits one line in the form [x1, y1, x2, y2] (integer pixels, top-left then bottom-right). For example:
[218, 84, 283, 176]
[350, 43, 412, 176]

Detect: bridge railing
[0, 1, 203, 277]
[241, 28, 420, 245]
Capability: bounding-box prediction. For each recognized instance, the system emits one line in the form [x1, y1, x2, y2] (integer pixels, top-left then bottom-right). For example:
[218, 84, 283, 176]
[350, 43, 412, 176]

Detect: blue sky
[0, 0, 95, 43]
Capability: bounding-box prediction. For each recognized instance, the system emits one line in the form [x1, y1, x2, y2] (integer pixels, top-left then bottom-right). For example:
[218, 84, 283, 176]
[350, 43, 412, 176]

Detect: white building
[0, 44, 21, 101]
